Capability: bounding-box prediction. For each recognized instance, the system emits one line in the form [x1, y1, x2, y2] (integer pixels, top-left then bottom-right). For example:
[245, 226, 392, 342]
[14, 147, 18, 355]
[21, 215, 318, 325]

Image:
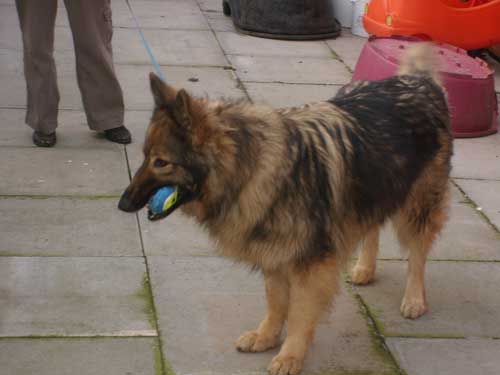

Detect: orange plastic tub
[364, 0, 500, 50]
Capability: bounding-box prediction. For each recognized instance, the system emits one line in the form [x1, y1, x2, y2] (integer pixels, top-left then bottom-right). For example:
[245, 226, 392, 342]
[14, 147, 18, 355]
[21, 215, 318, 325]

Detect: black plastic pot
[223, 0, 341, 40]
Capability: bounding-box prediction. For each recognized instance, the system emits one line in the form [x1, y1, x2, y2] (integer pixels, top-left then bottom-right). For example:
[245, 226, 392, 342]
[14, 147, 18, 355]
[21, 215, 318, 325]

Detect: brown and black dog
[119, 44, 452, 375]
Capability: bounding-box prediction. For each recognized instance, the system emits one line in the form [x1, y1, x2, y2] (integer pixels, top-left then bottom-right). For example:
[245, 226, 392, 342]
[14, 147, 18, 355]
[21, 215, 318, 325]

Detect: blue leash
[124, 0, 165, 81]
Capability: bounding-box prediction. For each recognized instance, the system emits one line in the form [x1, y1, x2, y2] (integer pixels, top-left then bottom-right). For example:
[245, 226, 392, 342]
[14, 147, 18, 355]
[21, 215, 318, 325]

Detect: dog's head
[118, 73, 210, 218]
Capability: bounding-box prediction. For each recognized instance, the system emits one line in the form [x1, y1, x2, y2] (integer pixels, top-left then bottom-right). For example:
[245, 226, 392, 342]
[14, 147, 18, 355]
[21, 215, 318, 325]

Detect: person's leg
[63, 0, 130, 143]
[15, 0, 59, 146]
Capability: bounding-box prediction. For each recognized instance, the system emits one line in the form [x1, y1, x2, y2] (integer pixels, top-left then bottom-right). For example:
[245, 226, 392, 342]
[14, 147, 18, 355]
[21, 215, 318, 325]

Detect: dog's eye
[153, 159, 169, 168]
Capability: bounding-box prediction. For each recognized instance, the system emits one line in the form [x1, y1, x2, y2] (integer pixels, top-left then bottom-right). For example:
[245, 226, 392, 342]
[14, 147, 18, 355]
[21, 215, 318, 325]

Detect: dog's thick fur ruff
[119, 44, 452, 375]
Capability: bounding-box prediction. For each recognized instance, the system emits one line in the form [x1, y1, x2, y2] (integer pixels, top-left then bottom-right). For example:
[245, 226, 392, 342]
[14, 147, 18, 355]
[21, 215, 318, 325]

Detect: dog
[119, 44, 452, 375]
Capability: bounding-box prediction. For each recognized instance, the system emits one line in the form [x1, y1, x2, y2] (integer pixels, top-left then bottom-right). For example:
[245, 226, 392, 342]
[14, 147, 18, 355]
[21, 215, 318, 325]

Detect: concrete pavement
[1, 1, 499, 374]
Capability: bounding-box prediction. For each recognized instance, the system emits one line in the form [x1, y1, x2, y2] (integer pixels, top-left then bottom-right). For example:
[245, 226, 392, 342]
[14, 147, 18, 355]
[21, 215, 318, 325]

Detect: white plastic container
[351, 0, 370, 37]
[333, 0, 353, 28]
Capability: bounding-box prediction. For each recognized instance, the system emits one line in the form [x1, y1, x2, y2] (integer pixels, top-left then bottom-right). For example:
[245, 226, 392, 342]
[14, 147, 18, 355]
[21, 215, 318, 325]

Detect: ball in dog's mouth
[147, 185, 192, 221]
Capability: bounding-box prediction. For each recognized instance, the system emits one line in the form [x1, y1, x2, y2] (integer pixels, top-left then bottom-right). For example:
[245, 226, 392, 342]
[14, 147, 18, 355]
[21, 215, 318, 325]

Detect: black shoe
[33, 131, 57, 147]
[104, 126, 132, 144]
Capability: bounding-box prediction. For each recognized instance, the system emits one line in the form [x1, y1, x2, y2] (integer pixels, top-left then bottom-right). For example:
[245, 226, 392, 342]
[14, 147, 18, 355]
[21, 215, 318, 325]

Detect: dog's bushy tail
[398, 43, 440, 84]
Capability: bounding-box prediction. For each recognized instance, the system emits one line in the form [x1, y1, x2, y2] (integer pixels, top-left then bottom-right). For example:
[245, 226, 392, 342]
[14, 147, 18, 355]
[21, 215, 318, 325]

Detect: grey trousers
[15, 0, 125, 133]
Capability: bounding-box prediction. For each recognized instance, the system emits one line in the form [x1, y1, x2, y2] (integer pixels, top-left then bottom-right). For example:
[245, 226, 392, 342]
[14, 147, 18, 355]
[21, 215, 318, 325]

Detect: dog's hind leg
[268, 256, 340, 375]
[236, 269, 289, 353]
[394, 179, 449, 319]
[350, 227, 380, 285]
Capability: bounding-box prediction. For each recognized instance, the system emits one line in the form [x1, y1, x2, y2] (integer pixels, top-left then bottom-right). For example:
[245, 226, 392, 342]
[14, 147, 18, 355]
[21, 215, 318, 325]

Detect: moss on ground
[153, 338, 176, 375]
[153, 339, 169, 375]
[330, 50, 341, 61]
[384, 332, 466, 339]
[135, 273, 157, 330]
[343, 282, 406, 375]
[139, 274, 175, 375]
[309, 369, 380, 375]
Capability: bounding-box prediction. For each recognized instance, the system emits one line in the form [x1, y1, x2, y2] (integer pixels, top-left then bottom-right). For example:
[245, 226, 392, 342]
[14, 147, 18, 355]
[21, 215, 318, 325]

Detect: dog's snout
[118, 188, 137, 212]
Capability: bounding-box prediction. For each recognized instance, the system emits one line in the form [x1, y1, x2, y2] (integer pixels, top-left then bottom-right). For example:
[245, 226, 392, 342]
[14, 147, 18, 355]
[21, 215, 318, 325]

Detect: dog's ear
[149, 72, 176, 108]
[172, 89, 207, 146]
[172, 89, 193, 129]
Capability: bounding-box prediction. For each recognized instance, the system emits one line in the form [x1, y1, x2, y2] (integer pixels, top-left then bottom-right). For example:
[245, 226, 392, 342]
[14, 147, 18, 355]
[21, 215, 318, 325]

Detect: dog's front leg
[268, 256, 340, 375]
[236, 268, 289, 352]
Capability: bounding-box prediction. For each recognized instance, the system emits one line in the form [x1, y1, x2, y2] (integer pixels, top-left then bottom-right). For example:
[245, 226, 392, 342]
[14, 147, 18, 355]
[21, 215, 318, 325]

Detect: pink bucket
[352, 37, 498, 138]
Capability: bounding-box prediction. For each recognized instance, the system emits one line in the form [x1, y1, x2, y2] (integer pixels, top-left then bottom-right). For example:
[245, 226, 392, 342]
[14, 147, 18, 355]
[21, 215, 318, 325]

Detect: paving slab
[0, 257, 155, 337]
[139, 211, 215, 256]
[124, 111, 152, 173]
[55, 27, 227, 67]
[0, 5, 22, 51]
[0, 337, 158, 375]
[198, 0, 222, 12]
[52, 2, 219, 65]
[0, 147, 128, 196]
[452, 133, 500, 180]
[123, 109, 150, 150]
[375, 187, 500, 261]
[0, 108, 34, 147]
[53, 26, 145, 66]
[121, 110, 154, 177]
[117, 62, 245, 115]
[54, 27, 227, 67]
[53, 63, 85, 110]
[387, 338, 500, 375]
[229, 55, 351, 84]
[456, 179, 500, 231]
[354, 261, 500, 338]
[117, 0, 210, 30]
[140, 29, 227, 66]
[0, 197, 140, 257]
[205, 11, 236, 32]
[149, 256, 396, 375]
[217, 31, 334, 58]
[245, 82, 341, 108]
[325, 29, 367, 71]
[0, 48, 27, 109]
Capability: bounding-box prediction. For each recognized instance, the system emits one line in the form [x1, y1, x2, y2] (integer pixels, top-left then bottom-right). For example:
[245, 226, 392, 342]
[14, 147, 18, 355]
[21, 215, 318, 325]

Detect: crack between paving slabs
[124, 138, 171, 375]
[452, 179, 500, 234]
[323, 41, 353, 74]
[343, 280, 408, 375]
[194, 0, 253, 102]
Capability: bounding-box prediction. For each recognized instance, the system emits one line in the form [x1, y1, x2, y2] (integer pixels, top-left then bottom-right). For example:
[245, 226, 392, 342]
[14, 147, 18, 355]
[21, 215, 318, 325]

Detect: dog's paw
[400, 297, 427, 319]
[268, 354, 303, 375]
[350, 265, 375, 285]
[236, 331, 280, 353]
